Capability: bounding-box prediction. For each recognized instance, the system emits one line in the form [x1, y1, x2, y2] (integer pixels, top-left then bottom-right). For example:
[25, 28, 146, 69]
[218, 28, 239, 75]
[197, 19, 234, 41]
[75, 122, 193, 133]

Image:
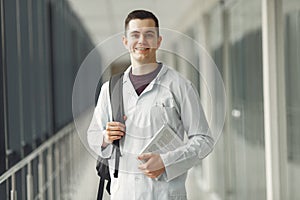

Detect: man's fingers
[104, 121, 126, 143]
[137, 153, 152, 160]
[143, 170, 161, 179]
[107, 121, 125, 127]
[107, 125, 125, 132]
[106, 122, 126, 136]
[107, 125, 125, 131]
[107, 130, 124, 136]
[108, 136, 122, 141]
[138, 163, 147, 171]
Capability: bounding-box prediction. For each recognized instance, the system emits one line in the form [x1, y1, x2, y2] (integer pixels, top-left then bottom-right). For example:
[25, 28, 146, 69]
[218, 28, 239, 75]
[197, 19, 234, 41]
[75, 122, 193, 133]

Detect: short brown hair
[124, 10, 159, 36]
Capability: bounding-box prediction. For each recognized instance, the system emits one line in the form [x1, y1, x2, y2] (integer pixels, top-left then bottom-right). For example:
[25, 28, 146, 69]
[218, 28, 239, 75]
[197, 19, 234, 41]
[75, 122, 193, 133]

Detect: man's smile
[135, 47, 150, 53]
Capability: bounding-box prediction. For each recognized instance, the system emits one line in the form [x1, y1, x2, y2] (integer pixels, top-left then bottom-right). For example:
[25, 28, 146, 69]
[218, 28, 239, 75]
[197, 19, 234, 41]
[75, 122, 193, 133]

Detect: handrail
[0, 123, 74, 184]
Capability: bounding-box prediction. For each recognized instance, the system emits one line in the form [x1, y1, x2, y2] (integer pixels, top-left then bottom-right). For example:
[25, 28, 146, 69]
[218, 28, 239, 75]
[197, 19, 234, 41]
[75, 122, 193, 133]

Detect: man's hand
[138, 153, 165, 179]
[103, 117, 126, 146]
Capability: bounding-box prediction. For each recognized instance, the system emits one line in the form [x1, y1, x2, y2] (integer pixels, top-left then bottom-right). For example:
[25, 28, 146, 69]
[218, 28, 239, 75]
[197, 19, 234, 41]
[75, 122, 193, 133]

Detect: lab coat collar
[123, 63, 168, 85]
[122, 63, 168, 97]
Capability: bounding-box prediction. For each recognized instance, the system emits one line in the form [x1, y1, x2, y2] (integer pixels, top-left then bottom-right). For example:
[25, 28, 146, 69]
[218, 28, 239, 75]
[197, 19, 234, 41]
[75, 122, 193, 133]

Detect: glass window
[4, 0, 22, 165]
[19, 0, 33, 155]
[228, 0, 266, 199]
[284, 1, 300, 199]
[209, 5, 226, 199]
[208, 1, 266, 199]
[0, 0, 7, 180]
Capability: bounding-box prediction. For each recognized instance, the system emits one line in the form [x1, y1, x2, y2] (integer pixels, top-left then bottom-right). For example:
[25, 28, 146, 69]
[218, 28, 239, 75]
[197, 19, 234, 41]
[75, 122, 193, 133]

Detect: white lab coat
[88, 64, 214, 200]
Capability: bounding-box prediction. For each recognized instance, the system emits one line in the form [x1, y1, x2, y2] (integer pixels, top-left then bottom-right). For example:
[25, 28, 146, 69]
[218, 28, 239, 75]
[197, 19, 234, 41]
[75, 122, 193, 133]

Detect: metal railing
[0, 123, 75, 200]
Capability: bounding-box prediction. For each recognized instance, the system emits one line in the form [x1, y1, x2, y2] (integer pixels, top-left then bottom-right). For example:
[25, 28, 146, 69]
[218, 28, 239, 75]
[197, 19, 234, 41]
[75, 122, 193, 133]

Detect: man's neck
[131, 62, 158, 75]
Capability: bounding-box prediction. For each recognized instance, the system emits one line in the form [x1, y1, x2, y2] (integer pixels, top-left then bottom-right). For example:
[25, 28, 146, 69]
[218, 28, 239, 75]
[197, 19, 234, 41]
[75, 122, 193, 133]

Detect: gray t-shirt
[129, 63, 162, 96]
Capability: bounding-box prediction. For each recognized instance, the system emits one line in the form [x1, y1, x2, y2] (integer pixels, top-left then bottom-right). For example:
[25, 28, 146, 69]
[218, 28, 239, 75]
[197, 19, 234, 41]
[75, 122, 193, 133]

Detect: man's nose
[138, 34, 146, 43]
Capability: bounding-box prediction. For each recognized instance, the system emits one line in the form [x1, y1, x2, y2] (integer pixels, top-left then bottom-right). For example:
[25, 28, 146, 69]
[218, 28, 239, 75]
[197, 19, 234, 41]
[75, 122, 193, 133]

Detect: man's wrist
[102, 130, 111, 147]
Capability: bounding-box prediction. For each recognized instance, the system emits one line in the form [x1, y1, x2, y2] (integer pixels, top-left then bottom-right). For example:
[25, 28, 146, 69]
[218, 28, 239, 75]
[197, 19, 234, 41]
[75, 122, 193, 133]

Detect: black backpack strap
[95, 72, 124, 199]
[97, 178, 105, 200]
[96, 176, 111, 200]
[95, 77, 103, 106]
[109, 72, 124, 178]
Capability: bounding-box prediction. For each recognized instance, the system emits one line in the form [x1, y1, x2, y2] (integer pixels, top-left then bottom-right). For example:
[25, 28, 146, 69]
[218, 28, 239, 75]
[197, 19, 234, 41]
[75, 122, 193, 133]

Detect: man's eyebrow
[145, 30, 156, 34]
[128, 30, 140, 34]
[128, 29, 156, 33]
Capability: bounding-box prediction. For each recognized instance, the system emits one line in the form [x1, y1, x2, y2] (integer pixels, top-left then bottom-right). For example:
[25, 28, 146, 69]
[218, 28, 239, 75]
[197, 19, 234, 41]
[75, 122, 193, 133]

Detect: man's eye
[130, 34, 139, 38]
[145, 33, 155, 38]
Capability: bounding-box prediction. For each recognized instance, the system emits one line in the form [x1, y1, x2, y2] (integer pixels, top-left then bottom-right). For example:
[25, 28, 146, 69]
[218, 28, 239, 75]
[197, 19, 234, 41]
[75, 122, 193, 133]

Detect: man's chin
[133, 55, 148, 62]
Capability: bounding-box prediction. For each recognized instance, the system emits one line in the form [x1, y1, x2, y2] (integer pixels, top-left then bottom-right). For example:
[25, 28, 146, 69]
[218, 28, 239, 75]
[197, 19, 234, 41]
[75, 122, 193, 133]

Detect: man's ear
[156, 35, 162, 49]
[122, 35, 128, 49]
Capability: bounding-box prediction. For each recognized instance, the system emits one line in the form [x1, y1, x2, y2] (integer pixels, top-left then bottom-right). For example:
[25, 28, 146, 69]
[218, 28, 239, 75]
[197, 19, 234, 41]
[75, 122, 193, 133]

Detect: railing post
[67, 133, 71, 194]
[60, 136, 66, 197]
[69, 131, 74, 193]
[55, 142, 61, 200]
[47, 146, 54, 200]
[38, 153, 45, 200]
[26, 162, 33, 200]
[10, 173, 17, 200]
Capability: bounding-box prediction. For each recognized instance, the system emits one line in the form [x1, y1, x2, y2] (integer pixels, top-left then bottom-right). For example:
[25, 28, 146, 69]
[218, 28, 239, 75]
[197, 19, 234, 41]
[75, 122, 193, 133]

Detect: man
[88, 10, 214, 200]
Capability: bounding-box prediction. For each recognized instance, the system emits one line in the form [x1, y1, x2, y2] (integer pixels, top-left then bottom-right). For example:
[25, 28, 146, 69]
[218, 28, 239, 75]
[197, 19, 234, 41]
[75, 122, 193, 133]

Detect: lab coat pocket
[163, 106, 181, 128]
[151, 98, 182, 137]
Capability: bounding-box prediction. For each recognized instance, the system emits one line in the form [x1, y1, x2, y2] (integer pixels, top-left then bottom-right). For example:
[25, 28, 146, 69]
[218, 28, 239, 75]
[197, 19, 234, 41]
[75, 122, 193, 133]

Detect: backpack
[95, 72, 124, 200]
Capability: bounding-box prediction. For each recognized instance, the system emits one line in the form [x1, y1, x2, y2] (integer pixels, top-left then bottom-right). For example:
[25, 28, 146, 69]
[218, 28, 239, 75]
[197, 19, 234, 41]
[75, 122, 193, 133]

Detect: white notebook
[140, 123, 184, 155]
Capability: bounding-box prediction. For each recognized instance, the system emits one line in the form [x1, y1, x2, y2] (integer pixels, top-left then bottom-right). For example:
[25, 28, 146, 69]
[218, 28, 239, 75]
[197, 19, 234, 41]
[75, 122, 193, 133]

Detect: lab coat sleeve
[160, 83, 214, 181]
[87, 82, 113, 158]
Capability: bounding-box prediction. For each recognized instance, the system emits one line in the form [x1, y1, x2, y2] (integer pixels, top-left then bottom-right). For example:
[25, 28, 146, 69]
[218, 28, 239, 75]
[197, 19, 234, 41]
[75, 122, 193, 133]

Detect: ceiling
[67, 0, 202, 44]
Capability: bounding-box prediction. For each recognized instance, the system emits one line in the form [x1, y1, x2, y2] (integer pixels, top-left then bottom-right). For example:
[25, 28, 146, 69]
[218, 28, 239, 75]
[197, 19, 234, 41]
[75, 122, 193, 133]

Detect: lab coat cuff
[100, 144, 113, 158]
[99, 130, 113, 158]
[160, 153, 181, 182]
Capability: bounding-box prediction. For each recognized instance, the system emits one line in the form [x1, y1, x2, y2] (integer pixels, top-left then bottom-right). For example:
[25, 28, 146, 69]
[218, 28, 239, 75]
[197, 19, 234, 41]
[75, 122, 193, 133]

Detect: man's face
[123, 19, 162, 66]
